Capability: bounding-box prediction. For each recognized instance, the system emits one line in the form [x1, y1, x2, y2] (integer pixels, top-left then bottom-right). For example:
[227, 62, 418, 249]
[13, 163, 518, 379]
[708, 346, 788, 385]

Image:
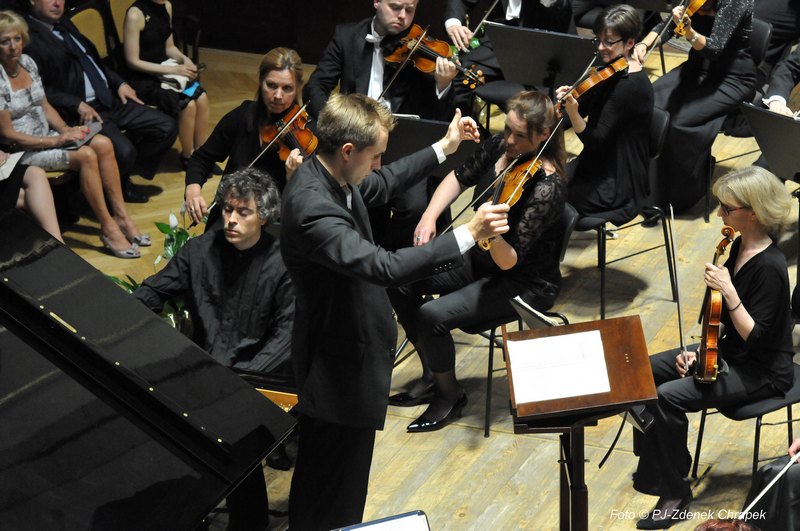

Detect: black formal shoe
[406, 392, 467, 433]
[636, 492, 693, 529]
[388, 386, 434, 407]
[122, 185, 149, 203]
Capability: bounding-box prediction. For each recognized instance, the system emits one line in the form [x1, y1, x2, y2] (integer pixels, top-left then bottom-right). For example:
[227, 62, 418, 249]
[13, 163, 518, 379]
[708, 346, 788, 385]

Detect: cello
[695, 225, 735, 383]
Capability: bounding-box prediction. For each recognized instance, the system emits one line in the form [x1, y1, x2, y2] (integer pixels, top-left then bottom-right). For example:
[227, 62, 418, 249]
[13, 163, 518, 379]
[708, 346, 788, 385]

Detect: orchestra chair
[67, 0, 123, 71]
[460, 203, 576, 437]
[566, 106, 677, 319]
[703, 18, 772, 222]
[692, 363, 800, 478]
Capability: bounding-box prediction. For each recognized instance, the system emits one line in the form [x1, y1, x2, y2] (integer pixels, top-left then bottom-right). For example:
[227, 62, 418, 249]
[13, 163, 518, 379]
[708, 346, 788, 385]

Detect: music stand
[503, 316, 657, 530]
[740, 102, 800, 182]
[485, 22, 597, 95]
[383, 116, 480, 178]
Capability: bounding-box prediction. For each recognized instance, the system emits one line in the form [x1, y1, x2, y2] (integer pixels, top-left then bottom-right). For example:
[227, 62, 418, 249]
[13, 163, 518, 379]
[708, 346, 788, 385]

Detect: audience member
[0, 151, 62, 242]
[0, 10, 144, 258]
[24, 0, 177, 203]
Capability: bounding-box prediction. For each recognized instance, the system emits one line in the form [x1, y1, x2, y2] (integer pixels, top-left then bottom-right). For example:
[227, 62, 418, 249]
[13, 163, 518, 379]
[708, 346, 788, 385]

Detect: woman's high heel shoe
[406, 392, 467, 433]
[127, 233, 152, 247]
[101, 235, 140, 259]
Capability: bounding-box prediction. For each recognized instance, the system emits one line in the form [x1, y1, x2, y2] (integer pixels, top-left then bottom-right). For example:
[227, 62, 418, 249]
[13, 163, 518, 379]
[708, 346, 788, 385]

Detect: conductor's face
[341, 126, 389, 186]
[373, 0, 417, 36]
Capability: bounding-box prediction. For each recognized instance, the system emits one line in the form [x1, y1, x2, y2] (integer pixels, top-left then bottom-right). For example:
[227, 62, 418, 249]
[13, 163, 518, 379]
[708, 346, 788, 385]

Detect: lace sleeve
[454, 134, 505, 188]
[507, 172, 565, 258]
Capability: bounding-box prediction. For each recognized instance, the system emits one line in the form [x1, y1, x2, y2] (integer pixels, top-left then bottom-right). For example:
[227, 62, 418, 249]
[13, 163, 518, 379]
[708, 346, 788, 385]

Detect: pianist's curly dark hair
[215, 168, 280, 223]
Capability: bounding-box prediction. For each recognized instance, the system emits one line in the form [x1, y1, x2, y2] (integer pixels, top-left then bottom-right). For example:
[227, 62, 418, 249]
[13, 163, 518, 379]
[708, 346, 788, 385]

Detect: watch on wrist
[688, 33, 700, 44]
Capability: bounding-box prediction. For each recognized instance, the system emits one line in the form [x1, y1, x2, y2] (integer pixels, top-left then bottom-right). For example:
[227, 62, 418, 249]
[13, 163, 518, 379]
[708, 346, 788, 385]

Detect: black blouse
[718, 237, 794, 393]
[454, 134, 565, 285]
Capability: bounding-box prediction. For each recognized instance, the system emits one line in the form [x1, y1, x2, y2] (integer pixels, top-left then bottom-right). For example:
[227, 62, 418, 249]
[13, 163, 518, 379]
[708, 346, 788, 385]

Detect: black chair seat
[719, 365, 800, 420]
[693, 364, 800, 478]
[474, 80, 526, 107]
[574, 215, 610, 231]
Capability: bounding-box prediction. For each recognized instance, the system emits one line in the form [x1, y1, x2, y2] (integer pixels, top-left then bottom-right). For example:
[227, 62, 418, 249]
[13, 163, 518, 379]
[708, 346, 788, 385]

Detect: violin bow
[668, 205, 691, 369]
[188, 102, 309, 228]
[742, 451, 800, 515]
[443, 128, 557, 235]
[468, 0, 501, 36]
[379, 26, 430, 101]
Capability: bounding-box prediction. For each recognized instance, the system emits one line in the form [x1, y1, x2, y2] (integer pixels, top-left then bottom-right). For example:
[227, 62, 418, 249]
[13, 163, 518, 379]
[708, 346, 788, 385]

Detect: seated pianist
[134, 167, 294, 386]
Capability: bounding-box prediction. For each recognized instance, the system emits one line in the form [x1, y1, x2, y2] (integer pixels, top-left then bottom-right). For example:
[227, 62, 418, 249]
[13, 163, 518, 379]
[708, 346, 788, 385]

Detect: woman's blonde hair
[316, 93, 396, 154]
[0, 10, 29, 46]
[712, 166, 793, 238]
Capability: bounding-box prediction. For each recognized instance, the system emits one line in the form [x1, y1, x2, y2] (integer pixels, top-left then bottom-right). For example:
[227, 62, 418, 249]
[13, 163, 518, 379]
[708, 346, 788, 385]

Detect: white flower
[169, 212, 179, 230]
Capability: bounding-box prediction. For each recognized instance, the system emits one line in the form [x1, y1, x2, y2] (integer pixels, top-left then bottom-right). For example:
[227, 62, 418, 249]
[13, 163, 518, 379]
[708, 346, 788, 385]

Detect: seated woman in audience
[556, 4, 652, 225]
[0, 151, 62, 242]
[0, 10, 145, 258]
[184, 47, 305, 227]
[389, 91, 566, 432]
[632, 166, 794, 530]
[632, 0, 755, 212]
[122, 0, 210, 167]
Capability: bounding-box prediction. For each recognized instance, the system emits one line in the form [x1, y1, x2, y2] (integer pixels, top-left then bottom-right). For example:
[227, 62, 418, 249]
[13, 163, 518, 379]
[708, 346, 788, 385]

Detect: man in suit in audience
[303, 0, 459, 250]
[24, 0, 177, 203]
[280, 93, 504, 530]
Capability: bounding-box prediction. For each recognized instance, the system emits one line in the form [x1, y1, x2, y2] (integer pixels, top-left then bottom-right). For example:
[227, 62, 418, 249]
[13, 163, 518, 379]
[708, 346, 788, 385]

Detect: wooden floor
[64, 46, 800, 530]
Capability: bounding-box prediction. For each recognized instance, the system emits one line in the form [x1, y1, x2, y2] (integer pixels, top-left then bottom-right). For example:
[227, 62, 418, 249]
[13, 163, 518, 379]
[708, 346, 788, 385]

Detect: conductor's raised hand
[437, 108, 480, 156]
[466, 202, 510, 242]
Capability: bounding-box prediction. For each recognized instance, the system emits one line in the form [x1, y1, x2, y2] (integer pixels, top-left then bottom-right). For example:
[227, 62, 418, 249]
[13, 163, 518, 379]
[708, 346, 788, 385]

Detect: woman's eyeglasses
[719, 203, 747, 216]
[592, 37, 624, 47]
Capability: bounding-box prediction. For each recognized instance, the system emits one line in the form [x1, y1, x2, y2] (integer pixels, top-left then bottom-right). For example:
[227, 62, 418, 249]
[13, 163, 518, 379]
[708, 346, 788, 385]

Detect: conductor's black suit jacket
[303, 17, 454, 121]
[280, 148, 463, 430]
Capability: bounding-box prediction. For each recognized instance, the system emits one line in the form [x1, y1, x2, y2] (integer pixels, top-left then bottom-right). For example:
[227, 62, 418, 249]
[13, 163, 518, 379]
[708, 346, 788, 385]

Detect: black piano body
[0, 210, 296, 530]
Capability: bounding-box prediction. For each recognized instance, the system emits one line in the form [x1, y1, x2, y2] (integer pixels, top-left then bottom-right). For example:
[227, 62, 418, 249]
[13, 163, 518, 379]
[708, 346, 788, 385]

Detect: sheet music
[507, 330, 610, 404]
[0, 152, 23, 181]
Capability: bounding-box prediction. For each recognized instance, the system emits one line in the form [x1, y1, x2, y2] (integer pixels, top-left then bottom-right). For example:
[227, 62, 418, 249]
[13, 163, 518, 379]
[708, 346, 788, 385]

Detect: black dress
[568, 68, 653, 226]
[652, 0, 756, 211]
[124, 0, 204, 118]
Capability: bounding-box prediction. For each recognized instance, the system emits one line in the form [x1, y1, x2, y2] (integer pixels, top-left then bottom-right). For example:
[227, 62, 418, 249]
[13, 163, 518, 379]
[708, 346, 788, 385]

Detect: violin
[477, 157, 543, 250]
[674, 0, 709, 37]
[382, 24, 485, 91]
[558, 56, 628, 111]
[695, 225, 735, 384]
[259, 104, 318, 161]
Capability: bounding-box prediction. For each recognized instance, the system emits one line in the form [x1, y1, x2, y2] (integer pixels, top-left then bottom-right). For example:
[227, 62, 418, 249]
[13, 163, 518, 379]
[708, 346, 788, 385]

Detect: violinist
[184, 47, 306, 226]
[632, 166, 793, 529]
[303, 0, 457, 121]
[302, 0, 458, 250]
[632, 0, 756, 213]
[555, 4, 652, 225]
[389, 91, 566, 431]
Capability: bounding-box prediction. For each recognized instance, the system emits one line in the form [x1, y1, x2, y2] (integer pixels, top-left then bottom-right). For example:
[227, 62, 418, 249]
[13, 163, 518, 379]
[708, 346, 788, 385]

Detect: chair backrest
[750, 18, 772, 68]
[560, 202, 579, 263]
[649, 107, 670, 161]
[67, 0, 122, 68]
[108, 0, 129, 43]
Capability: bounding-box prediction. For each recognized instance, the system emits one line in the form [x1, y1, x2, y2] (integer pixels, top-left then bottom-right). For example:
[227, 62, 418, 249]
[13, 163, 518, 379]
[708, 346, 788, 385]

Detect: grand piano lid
[0, 209, 296, 530]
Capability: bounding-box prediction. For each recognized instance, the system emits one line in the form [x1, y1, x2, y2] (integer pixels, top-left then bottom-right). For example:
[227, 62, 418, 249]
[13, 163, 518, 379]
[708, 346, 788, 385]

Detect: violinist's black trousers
[633, 347, 777, 498]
